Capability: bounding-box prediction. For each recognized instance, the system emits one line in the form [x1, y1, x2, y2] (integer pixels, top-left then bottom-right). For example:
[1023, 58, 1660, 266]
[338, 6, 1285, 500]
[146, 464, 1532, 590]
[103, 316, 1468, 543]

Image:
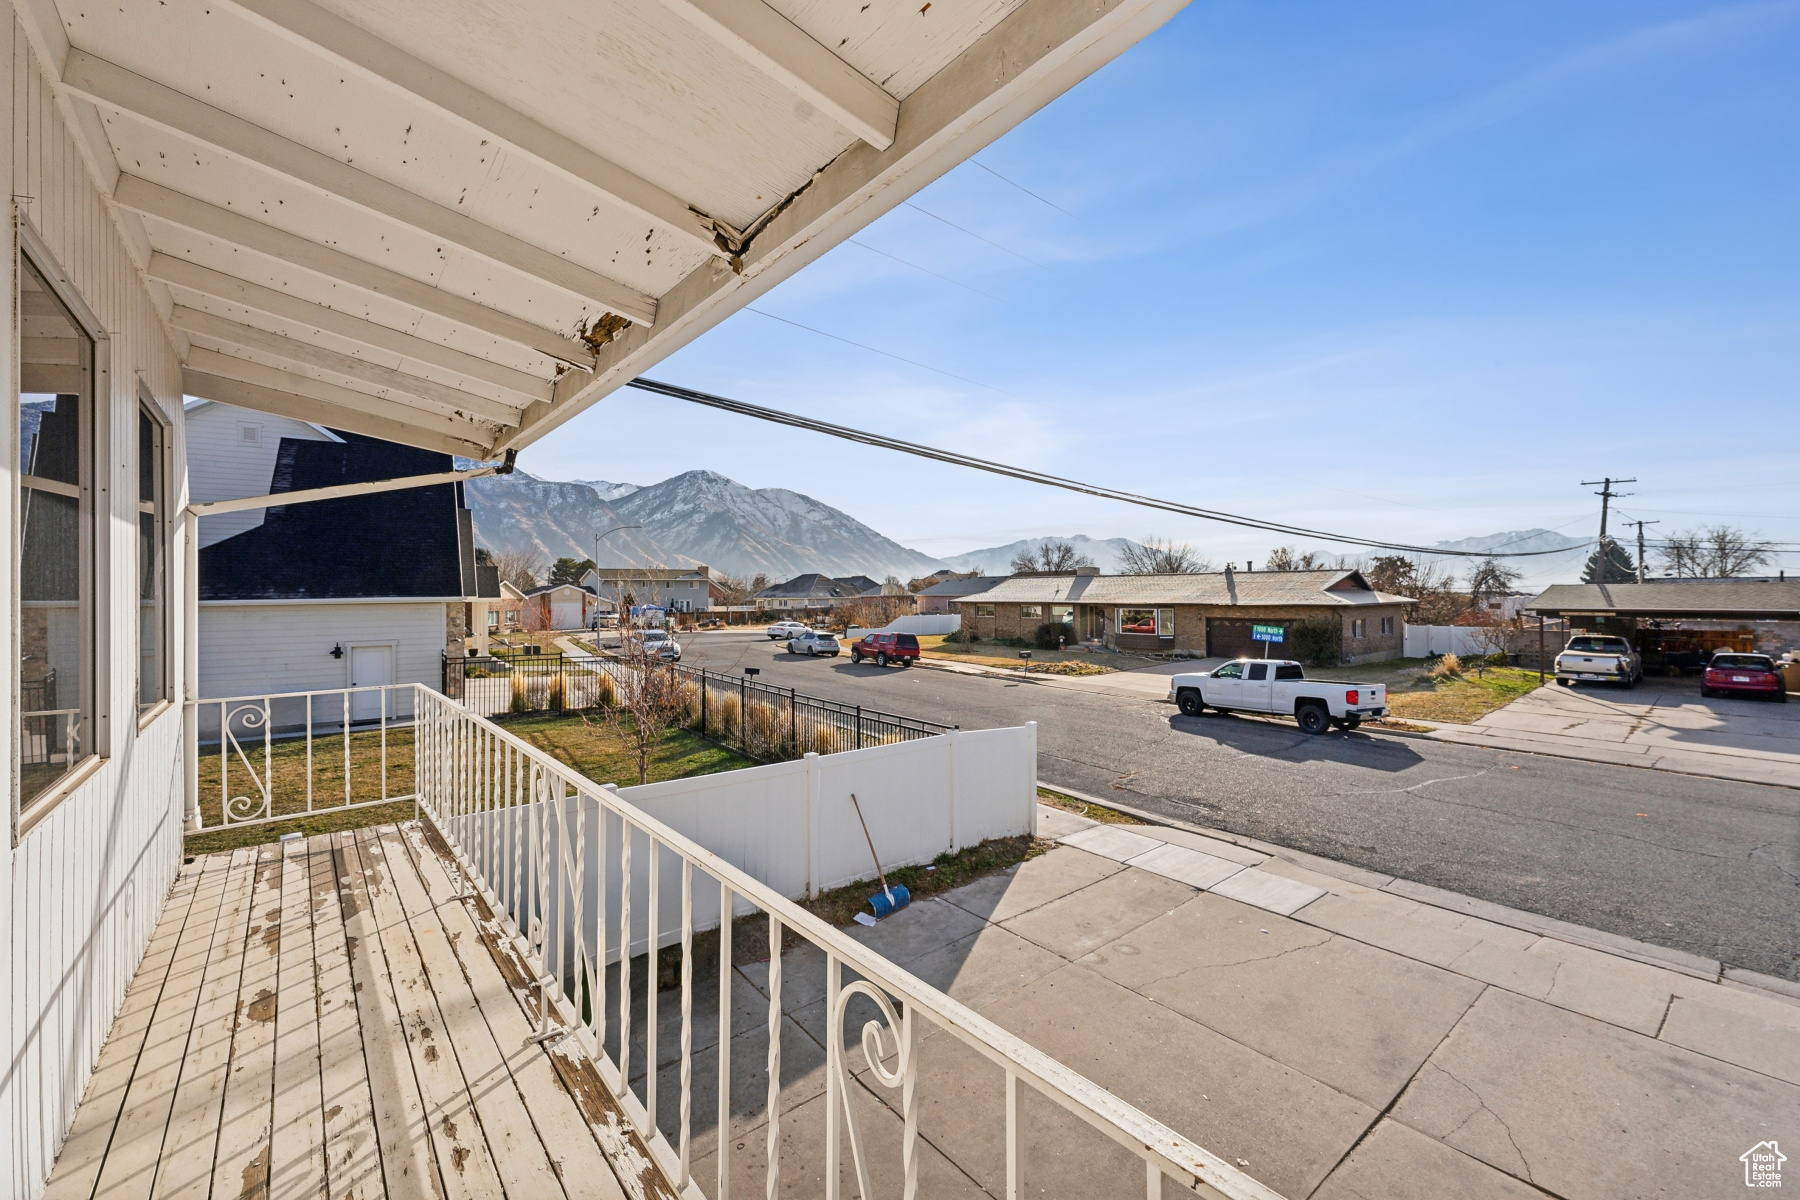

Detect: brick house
[951, 567, 1411, 663]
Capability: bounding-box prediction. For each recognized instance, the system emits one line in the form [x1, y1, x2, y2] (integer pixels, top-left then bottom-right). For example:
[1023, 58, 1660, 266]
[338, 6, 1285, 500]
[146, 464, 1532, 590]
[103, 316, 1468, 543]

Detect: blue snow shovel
[850, 793, 910, 919]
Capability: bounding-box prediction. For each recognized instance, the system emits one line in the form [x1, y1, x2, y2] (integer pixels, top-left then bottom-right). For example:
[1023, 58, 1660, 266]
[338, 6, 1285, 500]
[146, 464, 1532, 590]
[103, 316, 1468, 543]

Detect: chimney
[1075, 565, 1100, 577]
[1246, 561, 1254, 572]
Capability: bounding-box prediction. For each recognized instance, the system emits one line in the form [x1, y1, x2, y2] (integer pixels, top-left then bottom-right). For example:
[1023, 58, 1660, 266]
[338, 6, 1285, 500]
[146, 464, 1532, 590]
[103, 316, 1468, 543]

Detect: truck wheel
[1176, 689, 1204, 716]
[851, 651, 862, 664]
[876, 652, 889, 667]
[1296, 704, 1329, 735]
[1341, 717, 1362, 730]
[1618, 675, 1635, 690]
[901, 658, 913, 668]
[1556, 678, 1573, 687]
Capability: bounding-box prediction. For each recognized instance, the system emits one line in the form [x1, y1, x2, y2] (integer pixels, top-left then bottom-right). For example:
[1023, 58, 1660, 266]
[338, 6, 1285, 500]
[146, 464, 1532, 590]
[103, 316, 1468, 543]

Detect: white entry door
[349, 645, 395, 722]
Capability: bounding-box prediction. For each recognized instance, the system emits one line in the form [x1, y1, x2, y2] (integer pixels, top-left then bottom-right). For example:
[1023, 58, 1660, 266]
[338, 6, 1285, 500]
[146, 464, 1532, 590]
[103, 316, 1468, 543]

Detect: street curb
[1036, 782, 1743, 985]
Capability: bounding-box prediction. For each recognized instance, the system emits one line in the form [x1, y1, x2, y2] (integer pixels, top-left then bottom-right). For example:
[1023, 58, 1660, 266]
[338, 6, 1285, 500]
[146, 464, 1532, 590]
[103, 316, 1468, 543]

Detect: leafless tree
[881, 574, 907, 595]
[1467, 614, 1520, 678]
[1660, 525, 1773, 578]
[1011, 540, 1093, 573]
[492, 548, 546, 592]
[1118, 536, 1213, 574]
[1362, 555, 1464, 624]
[1265, 545, 1329, 571]
[597, 625, 696, 785]
[1466, 558, 1522, 607]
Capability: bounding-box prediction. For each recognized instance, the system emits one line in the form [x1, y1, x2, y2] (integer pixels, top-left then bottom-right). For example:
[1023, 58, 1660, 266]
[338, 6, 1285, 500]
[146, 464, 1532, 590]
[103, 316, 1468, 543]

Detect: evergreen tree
[1581, 538, 1636, 584]
[548, 556, 595, 586]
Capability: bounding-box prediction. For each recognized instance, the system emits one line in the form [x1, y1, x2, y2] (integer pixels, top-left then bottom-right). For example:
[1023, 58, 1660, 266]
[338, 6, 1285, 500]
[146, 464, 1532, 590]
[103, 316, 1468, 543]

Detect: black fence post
[855, 704, 863, 750]
[740, 673, 747, 748]
[700, 669, 707, 735]
[790, 687, 798, 756]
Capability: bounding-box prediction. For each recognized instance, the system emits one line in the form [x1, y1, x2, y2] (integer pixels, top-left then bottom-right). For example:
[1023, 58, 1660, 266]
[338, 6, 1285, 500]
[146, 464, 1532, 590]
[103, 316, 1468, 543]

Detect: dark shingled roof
[755, 573, 880, 600]
[200, 431, 474, 601]
[1525, 581, 1800, 619]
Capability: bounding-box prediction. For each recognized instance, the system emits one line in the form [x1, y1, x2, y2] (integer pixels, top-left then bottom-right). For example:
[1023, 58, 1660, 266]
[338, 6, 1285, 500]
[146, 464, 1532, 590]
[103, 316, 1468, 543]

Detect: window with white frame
[138, 401, 168, 712]
[487, 610, 499, 628]
[1020, 604, 1042, 619]
[975, 604, 995, 617]
[1117, 608, 1172, 637]
[19, 257, 98, 810]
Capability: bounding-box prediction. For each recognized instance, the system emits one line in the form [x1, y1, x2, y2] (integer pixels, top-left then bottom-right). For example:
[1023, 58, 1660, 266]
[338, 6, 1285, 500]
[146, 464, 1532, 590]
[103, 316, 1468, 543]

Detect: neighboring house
[524, 582, 606, 631]
[1524, 579, 1800, 658]
[583, 564, 715, 614]
[196, 418, 483, 702]
[754, 573, 882, 613]
[1452, 592, 1532, 624]
[916, 575, 1009, 614]
[464, 560, 503, 654]
[185, 399, 339, 546]
[495, 579, 528, 633]
[952, 567, 1412, 663]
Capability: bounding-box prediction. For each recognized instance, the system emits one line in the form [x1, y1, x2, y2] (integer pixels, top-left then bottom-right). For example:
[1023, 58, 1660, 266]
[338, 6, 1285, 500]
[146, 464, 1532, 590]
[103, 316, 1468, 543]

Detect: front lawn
[1384, 664, 1546, 724]
[187, 713, 749, 855]
[915, 635, 1121, 675]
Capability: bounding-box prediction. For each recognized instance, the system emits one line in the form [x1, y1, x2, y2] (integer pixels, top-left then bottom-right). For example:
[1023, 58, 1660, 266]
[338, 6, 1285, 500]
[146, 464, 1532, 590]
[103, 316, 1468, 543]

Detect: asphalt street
[678, 629, 1800, 979]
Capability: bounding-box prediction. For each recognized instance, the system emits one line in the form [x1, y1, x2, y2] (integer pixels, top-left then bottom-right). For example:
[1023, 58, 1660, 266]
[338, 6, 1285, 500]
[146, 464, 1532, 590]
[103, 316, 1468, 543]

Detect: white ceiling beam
[114, 174, 597, 368]
[172, 306, 524, 425]
[222, 0, 726, 258]
[62, 49, 658, 326]
[148, 253, 550, 402]
[184, 367, 494, 459]
[503, 0, 1189, 453]
[656, 0, 899, 151]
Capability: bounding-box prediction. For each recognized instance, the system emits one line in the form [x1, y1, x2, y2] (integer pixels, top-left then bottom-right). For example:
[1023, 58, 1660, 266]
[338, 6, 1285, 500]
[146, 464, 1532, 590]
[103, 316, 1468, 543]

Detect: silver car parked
[785, 630, 839, 657]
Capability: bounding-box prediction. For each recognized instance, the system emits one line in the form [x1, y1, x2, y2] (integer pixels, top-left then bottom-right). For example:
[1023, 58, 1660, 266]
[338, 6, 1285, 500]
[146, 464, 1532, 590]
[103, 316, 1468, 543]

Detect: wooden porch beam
[150, 254, 551, 403]
[114, 175, 597, 369]
[173, 307, 525, 426]
[220, 0, 725, 258]
[63, 49, 657, 325]
[183, 367, 495, 459]
[655, 0, 898, 150]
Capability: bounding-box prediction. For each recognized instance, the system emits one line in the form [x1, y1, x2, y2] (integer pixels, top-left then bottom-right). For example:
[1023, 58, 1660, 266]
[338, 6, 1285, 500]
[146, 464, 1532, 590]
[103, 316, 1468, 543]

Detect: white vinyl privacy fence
[413, 688, 1276, 1200]
[1403, 624, 1491, 659]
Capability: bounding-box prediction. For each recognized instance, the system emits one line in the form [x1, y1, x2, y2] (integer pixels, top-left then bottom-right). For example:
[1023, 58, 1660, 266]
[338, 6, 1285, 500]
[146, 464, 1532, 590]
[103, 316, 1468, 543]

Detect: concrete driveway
[1426, 676, 1800, 788]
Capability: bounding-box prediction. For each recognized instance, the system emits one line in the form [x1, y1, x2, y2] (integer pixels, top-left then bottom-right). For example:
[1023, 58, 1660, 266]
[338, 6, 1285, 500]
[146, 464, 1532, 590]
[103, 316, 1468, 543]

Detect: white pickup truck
[1168, 659, 1389, 734]
[1553, 634, 1641, 689]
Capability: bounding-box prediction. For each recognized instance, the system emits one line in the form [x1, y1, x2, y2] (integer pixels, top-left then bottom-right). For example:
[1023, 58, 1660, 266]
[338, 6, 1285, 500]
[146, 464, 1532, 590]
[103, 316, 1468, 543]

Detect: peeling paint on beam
[184, 368, 496, 459]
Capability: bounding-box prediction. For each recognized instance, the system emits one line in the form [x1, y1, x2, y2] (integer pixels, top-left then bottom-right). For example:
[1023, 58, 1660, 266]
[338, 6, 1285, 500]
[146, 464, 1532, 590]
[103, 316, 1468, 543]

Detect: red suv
[851, 631, 919, 667]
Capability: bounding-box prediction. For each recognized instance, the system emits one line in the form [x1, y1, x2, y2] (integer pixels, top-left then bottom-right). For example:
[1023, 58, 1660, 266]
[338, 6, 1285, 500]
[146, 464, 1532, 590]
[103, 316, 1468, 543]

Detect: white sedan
[785, 631, 840, 657]
[766, 620, 809, 640]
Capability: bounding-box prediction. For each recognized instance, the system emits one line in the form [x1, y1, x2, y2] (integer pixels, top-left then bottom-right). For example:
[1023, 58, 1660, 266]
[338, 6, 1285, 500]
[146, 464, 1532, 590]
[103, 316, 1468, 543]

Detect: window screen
[19, 258, 97, 809]
[139, 404, 167, 710]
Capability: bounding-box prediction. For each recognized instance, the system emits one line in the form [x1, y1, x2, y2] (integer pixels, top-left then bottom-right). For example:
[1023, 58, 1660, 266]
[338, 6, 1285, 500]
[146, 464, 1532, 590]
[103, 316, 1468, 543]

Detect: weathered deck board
[155, 848, 257, 1198]
[43, 862, 207, 1200]
[42, 824, 643, 1200]
[312, 838, 381, 1200]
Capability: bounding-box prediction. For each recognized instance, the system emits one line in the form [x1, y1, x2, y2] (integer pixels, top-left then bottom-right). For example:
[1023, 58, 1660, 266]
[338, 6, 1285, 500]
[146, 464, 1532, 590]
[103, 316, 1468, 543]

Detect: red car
[850, 631, 919, 667]
[1701, 653, 1787, 702]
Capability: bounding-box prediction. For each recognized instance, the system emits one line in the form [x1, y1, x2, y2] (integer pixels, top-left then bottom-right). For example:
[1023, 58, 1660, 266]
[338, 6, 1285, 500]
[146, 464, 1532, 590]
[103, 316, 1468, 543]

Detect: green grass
[1036, 786, 1143, 825]
[187, 713, 749, 855]
[1386, 665, 1545, 724]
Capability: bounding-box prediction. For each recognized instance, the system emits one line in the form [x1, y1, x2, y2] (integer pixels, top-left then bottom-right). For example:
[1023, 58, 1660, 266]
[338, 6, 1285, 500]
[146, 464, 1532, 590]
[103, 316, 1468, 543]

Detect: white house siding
[198, 601, 451, 700]
[2, 21, 190, 1198]
[186, 402, 334, 548]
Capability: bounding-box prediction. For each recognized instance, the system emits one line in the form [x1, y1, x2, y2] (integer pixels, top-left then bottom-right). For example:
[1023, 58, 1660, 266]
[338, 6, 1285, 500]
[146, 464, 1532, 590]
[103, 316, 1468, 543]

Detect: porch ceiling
[19, 0, 1187, 458]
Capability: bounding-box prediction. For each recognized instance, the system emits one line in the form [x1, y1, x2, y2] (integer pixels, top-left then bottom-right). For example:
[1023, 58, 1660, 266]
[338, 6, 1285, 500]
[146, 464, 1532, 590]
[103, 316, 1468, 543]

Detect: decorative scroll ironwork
[220, 701, 272, 824]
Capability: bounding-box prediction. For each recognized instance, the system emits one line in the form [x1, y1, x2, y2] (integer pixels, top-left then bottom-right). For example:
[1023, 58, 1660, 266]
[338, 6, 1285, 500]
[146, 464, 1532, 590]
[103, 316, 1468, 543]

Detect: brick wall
[956, 601, 1406, 662]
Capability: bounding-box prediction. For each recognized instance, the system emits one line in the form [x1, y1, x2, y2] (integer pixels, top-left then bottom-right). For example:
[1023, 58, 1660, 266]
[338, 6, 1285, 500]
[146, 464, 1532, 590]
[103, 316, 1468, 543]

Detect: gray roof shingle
[1525, 581, 1800, 618]
[951, 569, 1411, 608]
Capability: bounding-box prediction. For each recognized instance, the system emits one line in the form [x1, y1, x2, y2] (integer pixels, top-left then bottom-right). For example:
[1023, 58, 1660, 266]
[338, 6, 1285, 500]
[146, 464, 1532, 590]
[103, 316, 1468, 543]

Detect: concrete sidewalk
[1421, 679, 1800, 788]
[720, 803, 1797, 1199]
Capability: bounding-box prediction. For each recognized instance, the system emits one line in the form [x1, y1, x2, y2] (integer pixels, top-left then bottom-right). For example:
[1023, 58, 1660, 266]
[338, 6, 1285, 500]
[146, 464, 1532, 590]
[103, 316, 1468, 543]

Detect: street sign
[1251, 624, 1285, 643]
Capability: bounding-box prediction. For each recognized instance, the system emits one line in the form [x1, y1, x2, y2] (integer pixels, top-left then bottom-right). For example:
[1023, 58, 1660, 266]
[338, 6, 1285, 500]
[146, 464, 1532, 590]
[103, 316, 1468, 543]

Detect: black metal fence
[442, 651, 953, 760]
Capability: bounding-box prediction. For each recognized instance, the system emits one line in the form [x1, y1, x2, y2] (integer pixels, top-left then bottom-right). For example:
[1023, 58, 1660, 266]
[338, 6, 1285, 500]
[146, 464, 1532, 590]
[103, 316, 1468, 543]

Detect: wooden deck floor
[43, 822, 671, 1200]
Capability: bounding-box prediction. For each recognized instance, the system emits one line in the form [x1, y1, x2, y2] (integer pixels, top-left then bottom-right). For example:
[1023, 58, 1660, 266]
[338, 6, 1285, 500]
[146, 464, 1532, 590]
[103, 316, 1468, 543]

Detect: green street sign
[1251, 624, 1285, 642]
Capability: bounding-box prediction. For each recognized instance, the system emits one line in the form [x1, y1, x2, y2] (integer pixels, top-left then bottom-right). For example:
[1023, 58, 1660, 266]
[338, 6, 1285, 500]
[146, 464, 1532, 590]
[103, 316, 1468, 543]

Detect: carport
[1523, 580, 1800, 672]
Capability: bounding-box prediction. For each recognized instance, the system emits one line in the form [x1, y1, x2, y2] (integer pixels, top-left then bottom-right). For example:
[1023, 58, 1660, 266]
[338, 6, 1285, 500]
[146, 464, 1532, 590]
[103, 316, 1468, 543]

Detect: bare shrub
[547, 672, 567, 711]
[1430, 654, 1463, 680]
[509, 672, 531, 713]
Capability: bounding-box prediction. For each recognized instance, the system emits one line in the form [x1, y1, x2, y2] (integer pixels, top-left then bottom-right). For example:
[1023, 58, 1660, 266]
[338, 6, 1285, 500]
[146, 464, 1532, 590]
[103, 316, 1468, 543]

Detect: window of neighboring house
[486, 610, 499, 628]
[138, 401, 168, 712]
[1351, 619, 1366, 639]
[1020, 605, 1042, 619]
[1380, 616, 1394, 636]
[505, 609, 519, 624]
[1118, 608, 1173, 637]
[1051, 606, 1074, 625]
[975, 604, 995, 617]
[19, 256, 99, 812]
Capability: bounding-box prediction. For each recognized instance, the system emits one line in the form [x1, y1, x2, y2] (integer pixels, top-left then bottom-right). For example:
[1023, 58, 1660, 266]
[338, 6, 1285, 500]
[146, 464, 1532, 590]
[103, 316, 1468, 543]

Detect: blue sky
[525, 0, 1800, 580]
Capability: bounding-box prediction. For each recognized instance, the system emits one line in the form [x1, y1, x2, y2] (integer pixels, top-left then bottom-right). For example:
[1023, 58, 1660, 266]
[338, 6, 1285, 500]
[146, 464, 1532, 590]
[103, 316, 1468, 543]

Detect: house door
[349, 644, 395, 722]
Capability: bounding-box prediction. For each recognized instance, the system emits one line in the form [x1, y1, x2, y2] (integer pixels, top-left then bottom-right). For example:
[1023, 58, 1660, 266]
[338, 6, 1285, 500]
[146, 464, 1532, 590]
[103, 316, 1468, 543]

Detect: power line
[846, 239, 1018, 307]
[742, 308, 1024, 398]
[627, 377, 1591, 560]
[969, 159, 1080, 220]
[902, 202, 1061, 274]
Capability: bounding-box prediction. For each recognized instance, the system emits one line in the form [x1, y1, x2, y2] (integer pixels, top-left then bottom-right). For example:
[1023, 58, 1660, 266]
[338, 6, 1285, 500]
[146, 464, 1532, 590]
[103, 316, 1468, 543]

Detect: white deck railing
[406, 686, 1278, 1200]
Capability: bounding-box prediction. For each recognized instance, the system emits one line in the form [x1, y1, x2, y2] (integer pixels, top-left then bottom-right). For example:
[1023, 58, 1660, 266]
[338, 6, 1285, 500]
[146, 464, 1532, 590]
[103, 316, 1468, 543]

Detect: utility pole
[1580, 478, 1635, 583]
[1625, 519, 1659, 584]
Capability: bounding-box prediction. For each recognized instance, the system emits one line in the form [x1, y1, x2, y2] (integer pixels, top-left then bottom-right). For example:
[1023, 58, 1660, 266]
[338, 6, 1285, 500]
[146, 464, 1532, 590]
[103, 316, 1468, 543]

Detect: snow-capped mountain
[573, 479, 640, 502]
[1428, 529, 1590, 586]
[608, 470, 946, 581]
[463, 470, 669, 565]
[939, 535, 1150, 575]
[466, 468, 946, 581]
